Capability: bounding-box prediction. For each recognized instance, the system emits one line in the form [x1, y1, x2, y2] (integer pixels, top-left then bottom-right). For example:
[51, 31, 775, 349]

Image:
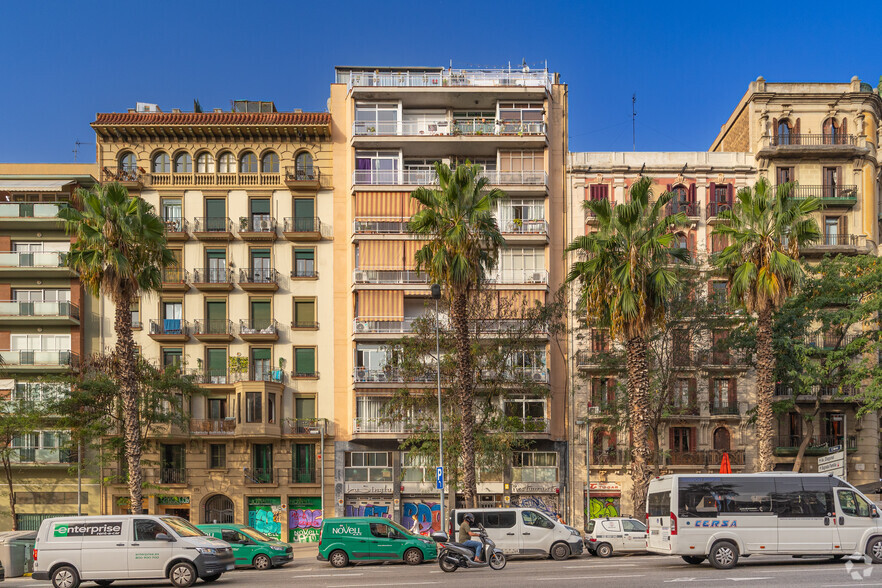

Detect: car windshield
[240, 527, 273, 542]
[161, 517, 205, 537]
[386, 520, 415, 537]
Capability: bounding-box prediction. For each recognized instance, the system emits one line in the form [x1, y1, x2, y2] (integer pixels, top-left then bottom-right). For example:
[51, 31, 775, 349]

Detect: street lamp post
[431, 284, 444, 531]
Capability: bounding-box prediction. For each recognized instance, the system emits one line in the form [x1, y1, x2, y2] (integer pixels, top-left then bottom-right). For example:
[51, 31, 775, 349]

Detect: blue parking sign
[436, 466, 444, 490]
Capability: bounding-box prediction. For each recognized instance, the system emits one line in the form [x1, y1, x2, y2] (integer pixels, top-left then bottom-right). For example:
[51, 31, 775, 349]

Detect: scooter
[432, 524, 507, 572]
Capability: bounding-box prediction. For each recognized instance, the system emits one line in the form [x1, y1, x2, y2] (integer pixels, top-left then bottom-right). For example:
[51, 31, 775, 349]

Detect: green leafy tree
[710, 178, 821, 471]
[408, 162, 506, 508]
[0, 394, 46, 529]
[58, 182, 175, 512]
[566, 176, 689, 517]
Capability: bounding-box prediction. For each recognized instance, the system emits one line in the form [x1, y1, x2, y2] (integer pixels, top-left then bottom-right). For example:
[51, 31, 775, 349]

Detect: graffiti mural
[344, 499, 392, 520]
[247, 496, 282, 540]
[288, 496, 322, 543]
[401, 500, 441, 534]
[512, 495, 560, 516]
[587, 496, 620, 519]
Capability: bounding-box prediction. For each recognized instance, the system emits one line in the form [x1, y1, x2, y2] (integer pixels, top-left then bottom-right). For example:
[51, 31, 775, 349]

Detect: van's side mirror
[872, 507, 880, 519]
[155, 533, 174, 542]
[431, 531, 448, 543]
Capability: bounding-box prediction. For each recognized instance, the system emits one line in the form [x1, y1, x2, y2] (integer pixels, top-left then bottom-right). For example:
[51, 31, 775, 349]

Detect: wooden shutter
[609, 377, 617, 405]
[669, 427, 675, 451]
[708, 378, 715, 408]
[687, 231, 696, 255]
[772, 118, 778, 140]
[839, 216, 849, 238]
[841, 117, 847, 141]
[688, 378, 697, 406]
[728, 378, 737, 407]
[688, 183, 696, 203]
[836, 166, 843, 190]
[794, 118, 801, 143]
[689, 428, 697, 451]
[708, 182, 717, 205]
[727, 183, 734, 203]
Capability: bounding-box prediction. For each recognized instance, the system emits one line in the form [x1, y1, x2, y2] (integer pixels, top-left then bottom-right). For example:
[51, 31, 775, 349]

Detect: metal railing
[501, 219, 548, 234]
[768, 134, 857, 146]
[10, 448, 75, 464]
[0, 202, 67, 218]
[0, 301, 79, 319]
[511, 467, 558, 483]
[284, 166, 322, 183]
[160, 468, 187, 484]
[817, 234, 863, 247]
[283, 217, 321, 233]
[0, 350, 79, 367]
[0, 251, 67, 268]
[575, 349, 617, 367]
[191, 369, 234, 385]
[666, 201, 701, 217]
[239, 216, 277, 233]
[486, 269, 548, 284]
[244, 467, 275, 484]
[353, 269, 428, 284]
[354, 367, 435, 383]
[805, 332, 858, 350]
[248, 366, 285, 382]
[353, 219, 409, 234]
[775, 434, 857, 451]
[103, 166, 144, 183]
[354, 317, 417, 334]
[706, 202, 732, 218]
[668, 449, 746, 466]
[146, 173, 281, 187]
[239, 267, 279, 285]
[771, 184, 858, 200]
[291, 267, 318, 278]
[193, 319, 234, 336]
[192, 268, 232, 284]
[353, 120, 545, 136]
[291, 319, 319, 329]
[709, 404, 740, 416]
[509, 417, 550, 433]
[193, 217, 233, 233]
[290, 467, 317, 484]
[353, 417, 409, 433]
[291, 369, 319, 379]
[239, 319, 278, 337]
[162, 217, 188, 233]
[162, 267, 188, 283]
[345, 69, 553, 91]
[190, 418, 236, 434]
[285, 417, 329, 435]
[149, 319, 189, 336]
[352, 169, 547, 186]
[775, 383, 857, 397]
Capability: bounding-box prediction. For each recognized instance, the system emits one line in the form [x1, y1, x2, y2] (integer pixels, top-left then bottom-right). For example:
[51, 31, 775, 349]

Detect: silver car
[585, 517, 647, 557]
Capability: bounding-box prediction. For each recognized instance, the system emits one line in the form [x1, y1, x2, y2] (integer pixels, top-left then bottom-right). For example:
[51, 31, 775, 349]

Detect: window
[679, 477, 775, 518]
[295, 152, 314, 180]
[354, 103, 399, 134]
[249, 248, 271, 281]
[196, 152, 215, 173]
[267, 393, 276, 424]
[601, 519, 621, 532]
[13, 382, 68, 405]
[622, 520, 646, 533]
[206, 348, 227, 384]
[251, 348, 271, 381]
[591, 329, 609, 353]
[245, 392, 262, 423]
[592, 377, 616, 410]
[711, 281, 727, 306]
[207, 397, 227, 420]
[776, 166, 793, 185]
[251, 443, 273, 481]
[825, 216, 847, 246]
[294, 347, 317, 377]
[293, 248, 315, 277]
[370, 522, 390, 538]
[483, 511, 516, 529]
[494, 246, 545, 281]
[128, 298, 140, 328]
[521, 510, 555, 529]
[713, 427, 731, 451]
[152, 152, 170, 173]
[119, 152, 137, 172]
[240, 152, 258, 173]
[503, 397, 546, 429]
[355, 150, 399, 184]
[295, 397, 315, 420]
[710, 378, 736, 412]
[344, 451, 392, 482]
[838, 489, 871, 518]
[161, 197, 182, 229]
[134, 519, 169, 541]
[261, 152, 279, 173]
[498, 102, 543, 133]
[217, 152, 235, 173]
[292, 444, 316, 482]
[672, 329, 691, 365]
[712, 330, 730, 365]
[174, 153, 192, 173]
[294, 299, 316, 328]
[512, 451, 558, 482]
[499, 150, 543, 172]
[249, 198, 271, 232]
[670, 427, 692, 452]
[777, 120, 791, 144]
[162, 348, 182, 369]
[648, 491, 671, 517]
[672, 379, 695, 409]
[221, 529, 242, 543]
[775, 477, 834, 518]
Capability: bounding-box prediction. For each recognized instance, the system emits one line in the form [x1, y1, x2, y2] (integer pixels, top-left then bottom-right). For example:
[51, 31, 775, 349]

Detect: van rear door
[647, 479, 673, 553]
[72, 519, 129, 580]
[483, 510, 519, 555]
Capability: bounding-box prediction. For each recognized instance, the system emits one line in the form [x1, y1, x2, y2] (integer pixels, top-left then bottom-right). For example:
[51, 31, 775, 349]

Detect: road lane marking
[565, 563, 637, 568]
[289, 573, 365, 578]
[329, 583, 439, 588]
[534, 574, 646, 581]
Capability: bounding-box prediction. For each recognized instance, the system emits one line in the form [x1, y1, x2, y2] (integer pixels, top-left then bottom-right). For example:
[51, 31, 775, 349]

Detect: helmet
[464, 513, 475, 523]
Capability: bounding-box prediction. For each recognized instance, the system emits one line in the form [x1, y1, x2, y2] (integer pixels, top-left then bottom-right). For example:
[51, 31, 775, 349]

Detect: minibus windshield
[162, 516, 205, 537]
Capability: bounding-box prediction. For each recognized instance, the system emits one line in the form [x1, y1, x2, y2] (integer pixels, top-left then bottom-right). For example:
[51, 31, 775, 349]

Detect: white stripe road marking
[289, 573, 365, 578]
[565, 563, 637, 568]
[329, 583, 439, 588]
[664, 578, 773, 583]
[534, 574, 646, 581]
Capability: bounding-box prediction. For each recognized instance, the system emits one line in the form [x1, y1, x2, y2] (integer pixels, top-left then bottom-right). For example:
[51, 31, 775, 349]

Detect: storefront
[400, 483, 442, 534]
[157, 495, 191, 519]
[343, 482, 394, 520]
[247, 496, 283, 540]
[511, 482, 561, 517]
[585, 481, 622, 526]
[288, 496, 322, 543]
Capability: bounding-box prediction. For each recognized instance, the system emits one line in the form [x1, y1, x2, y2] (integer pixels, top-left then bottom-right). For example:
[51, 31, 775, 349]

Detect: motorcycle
[432, 524, 507, 572]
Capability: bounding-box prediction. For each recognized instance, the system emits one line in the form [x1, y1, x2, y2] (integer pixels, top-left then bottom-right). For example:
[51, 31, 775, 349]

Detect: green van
[317, 517, 437, 567]
[197, 524, 293, 569]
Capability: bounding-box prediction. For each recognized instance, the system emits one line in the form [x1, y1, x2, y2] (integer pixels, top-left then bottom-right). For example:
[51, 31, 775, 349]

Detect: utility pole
[632, 94, 637, 151]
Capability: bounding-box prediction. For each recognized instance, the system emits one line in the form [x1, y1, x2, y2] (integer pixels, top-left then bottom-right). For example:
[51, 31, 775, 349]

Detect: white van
[646, 473, 882, 569]
[32, 515, 235, 588]
[449, 508, 583, 560]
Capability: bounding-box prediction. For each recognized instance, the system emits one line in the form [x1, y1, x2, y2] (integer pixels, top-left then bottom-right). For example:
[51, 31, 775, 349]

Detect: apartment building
[0, 163, 100, 529]
[566, 151, 759, 529]
[712, 76, 882, 489]
[329, 66, 568, 528]
[91, 102, 334, 541]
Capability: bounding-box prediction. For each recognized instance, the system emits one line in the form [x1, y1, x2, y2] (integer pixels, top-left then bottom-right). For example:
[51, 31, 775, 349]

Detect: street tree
[0, 392, 47, 529]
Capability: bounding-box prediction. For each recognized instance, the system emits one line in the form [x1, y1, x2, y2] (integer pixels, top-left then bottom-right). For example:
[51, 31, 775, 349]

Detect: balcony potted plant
[229, 353, 248, 383]
[272, 357, 285, 383]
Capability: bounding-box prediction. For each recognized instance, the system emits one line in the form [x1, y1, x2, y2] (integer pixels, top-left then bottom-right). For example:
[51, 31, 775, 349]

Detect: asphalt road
[11, 553, 882, 588]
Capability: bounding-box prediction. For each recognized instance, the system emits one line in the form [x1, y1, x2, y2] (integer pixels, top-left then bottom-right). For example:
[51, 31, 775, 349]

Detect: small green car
[317, 517, 437, 567]
[198, 523, 293, 569]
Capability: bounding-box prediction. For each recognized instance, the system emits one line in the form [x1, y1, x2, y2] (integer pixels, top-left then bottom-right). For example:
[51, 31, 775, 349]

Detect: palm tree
[409, 161, 506, 508]
[566, 177, 689, 517]
[59, 182, 175, 513]
[710, 177, 821, 471]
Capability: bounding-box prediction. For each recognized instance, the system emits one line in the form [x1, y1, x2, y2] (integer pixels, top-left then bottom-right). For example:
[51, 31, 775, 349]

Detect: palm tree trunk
[114, 295, 144, 514]
[452, 289, 477, 508]
[626, 336, 651, 519]
[755, 307, 775, 472]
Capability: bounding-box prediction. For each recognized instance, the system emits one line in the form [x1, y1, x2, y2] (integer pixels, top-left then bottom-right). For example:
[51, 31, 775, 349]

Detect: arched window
[196, 152, 215, 174]
[239, 152, 258, 173]
[777, 120, 791, 145]
[675, 231, 688, 250]
[217, 152, 235, 173]
[261, 152, 279, 173]
[823, 118, 839, 144]
[203, 494, 234, 524]
[119, 152, 137, 173]
[713, 427, 731, 451]
[174, 153, 192, 174]
[295, 152, 314, 180]
[152, 152, 170, 173]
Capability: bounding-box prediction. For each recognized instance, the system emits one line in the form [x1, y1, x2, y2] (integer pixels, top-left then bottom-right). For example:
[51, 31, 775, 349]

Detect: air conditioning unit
[588, 406, 601, 415]
[356, 368, 367, 380]
[532, 372, 546, 382]
[355, 322, 368, 333]
[260, 220, 271, 231]
[531, 272, 544, 283]
[354, 271, 367, 282]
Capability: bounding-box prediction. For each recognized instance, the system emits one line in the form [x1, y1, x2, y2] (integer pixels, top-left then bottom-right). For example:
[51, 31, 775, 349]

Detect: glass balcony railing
[0, 203, 67, 218]
[0, 350, 78, 367]
[0, 251, 67, 268]
[0, 301, 78, 320]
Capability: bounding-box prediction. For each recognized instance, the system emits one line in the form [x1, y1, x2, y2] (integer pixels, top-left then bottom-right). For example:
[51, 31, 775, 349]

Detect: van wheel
[51, 566, 80, 588]
[169, 562, 197, 588]
[550, 542, 571, 561]
[596, 543, 612, 558]
[329, 549, 350, 568]
[709, 541, 739, 570]
[403, 548, 424, 565]
[866, 537, 882, 563]
[253, 554, 272, 570]
[682, 556, 705, 565]
[202, 574, 221, 582]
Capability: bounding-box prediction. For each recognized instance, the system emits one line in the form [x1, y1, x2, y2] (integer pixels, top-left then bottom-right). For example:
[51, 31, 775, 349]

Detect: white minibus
[646, 473, 882, 569]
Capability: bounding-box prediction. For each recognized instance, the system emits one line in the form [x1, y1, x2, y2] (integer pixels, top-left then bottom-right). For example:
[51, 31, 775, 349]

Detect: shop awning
[0, 180, 75, 192]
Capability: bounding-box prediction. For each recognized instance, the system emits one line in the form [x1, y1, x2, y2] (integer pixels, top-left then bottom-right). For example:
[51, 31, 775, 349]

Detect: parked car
[318, 517, 437, 567]
[448, 508, 583, 560]
[32, 515, 234, 588]
[198, 524, 292, 569]
[586, 517, 648, 557]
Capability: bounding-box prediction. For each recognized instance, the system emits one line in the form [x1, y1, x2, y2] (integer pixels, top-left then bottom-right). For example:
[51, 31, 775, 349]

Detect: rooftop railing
[345, 69, 553, 91]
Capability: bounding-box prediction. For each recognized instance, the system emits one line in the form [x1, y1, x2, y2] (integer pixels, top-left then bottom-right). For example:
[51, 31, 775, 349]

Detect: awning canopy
[0, 180, 75, 192]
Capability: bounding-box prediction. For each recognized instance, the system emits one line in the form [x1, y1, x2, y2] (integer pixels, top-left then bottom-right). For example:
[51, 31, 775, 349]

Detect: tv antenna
[632, 93, 637, 151]
[73, 139, 93, 162]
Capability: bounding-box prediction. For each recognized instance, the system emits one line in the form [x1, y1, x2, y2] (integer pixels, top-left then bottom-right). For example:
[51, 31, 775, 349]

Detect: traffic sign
[436, 466, 444, 490]
[819, 450, 845, 474]
[828, 445, 842, 453]
[819, 451, 845, 466]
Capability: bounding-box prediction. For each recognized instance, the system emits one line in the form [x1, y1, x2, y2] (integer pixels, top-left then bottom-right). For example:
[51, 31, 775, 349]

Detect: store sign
[511, 483, 558, 494]
[589, 482, 621, 492]
[345, 483, 393, 495]
[157, 496, 190, 505]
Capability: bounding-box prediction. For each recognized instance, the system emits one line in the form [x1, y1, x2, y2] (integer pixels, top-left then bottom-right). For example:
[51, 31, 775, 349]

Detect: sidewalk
[290, 542, 319, 561]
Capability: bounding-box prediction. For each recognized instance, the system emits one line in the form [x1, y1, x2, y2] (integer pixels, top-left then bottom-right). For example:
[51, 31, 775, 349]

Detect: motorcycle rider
[458, 513, 482, 562]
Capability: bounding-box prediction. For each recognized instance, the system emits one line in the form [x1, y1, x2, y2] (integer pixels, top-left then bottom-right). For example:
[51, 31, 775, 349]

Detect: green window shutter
[251, 248, 271, 259]
[250, 199, 271, 215]
[205, 199, 226, 218]
[294, 249, 315, 262]
[207, 348, 227, 374]
[294, 199, 314, 218]
[252, 348, 271, 362]
[295, 348, 316, 375]
[206, 249, 226, 261]
[295, 397, 316, 419]
[206, 301, 226, 323]
[251, 300, 271, 328]
[295, 300, 315, 325]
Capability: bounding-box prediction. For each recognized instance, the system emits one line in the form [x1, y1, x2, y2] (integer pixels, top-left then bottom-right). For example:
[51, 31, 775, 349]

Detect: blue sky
[1, 0, 879, 162]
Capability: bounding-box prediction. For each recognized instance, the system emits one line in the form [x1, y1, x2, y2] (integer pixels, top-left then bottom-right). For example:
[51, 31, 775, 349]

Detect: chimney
[128, 108, 136, 113]
[214, 108, 223, 113]
[172, 108, 181, 113]
[294, 108, 303, 113]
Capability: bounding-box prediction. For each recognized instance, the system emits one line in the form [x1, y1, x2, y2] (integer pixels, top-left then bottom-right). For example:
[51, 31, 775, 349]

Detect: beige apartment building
[328, 66, 569, 530]
[91, 102, 334, 541]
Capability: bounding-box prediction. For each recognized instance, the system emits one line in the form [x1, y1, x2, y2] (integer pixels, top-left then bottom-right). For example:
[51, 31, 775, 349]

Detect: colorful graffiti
[248, 497, 282, 540]
[344, 502, 392, 519]
[288, 496, 322, 543]
[587, 496, 620, 519]
[401, 501, 441, 534]
[513, 495, 560, 516]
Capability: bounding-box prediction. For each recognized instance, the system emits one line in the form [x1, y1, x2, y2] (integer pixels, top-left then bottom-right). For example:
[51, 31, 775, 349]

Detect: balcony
[709, 403, 740, 416]
[291, 318, 319, 330]
[103, 166, 145, 189]
[353, 219, 409, 234]
[344, 68, 552, 92]
[0, 350, 79, 372]
[159, 467, 187, 485]
[354, 367, 434, 384]
[354, 317, 417, 335]
[509, 417, 550, 434]
[774, 434, 858, 456]
[193, 319, 235, 342]
[160, 268, 189, 292]
[759, 134, 864, 159]
[801, 234, 868, 256]
[511, 467, 558, 483]
[190, 418, 236, 435]
[351, 169, 547, 188]
[149, 319, 190, 342]
[291, 267, 318, 279]
[353, 416, 413, 434]
[10, 447, 76, 465]
[353, 120, 546, 137]
[775, 383, 858, 398]
[353, 269, 428, 285]
[192, 268, 234, 292]
[705, 202, 733, 222]
[192, 369, 235, 387]
[668, 449, 746, 467]
[244, 467, 276, 485]
[0, 251, 72, 277]
[282, 217, 321, 241]
[238, 268, 279, 292]
[145, 172, 281, 188]
[805, 332, 858, 351]
[290, 467, 317, 484]
[666, 201, 701, 218]
[0, 201, 68, 229]
[575, 349, 618, 370]
[238, 216, 277, 241]
[162, 217, 189, 241]
[238, 319, 279, 342]
[486, 269, 548, 285]
[500, 219, 549, 244]
[284, 417, 333, 436]
[0, 301, 79, 325]
[495, 366, 549, 383]
[284, 167, 323, 192]
[772, 184, 858, 208]
[193, 217, 234, 241]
